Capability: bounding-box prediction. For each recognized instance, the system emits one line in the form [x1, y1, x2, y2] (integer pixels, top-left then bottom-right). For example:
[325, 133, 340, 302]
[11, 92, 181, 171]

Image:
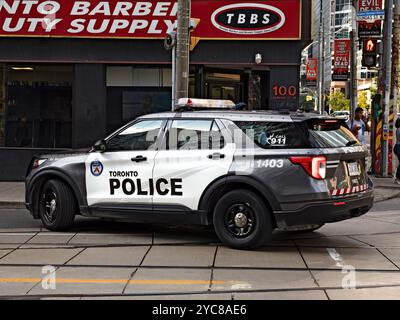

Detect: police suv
[25, 99, 374, 249]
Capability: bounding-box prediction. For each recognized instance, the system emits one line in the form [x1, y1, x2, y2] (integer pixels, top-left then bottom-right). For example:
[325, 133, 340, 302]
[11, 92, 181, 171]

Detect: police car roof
[139, 110, 336, 123]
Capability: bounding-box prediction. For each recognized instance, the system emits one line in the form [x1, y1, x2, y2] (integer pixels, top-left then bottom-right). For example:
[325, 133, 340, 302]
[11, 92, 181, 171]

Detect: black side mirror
[93, 139, 107, 152]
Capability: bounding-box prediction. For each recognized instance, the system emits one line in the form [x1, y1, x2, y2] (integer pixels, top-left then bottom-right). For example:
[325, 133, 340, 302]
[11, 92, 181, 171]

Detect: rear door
[302, 118, 369, 197]
[153, 118, 235, 210]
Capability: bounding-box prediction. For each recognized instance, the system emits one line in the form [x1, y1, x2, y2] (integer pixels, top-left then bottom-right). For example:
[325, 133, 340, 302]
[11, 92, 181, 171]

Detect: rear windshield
[234, 119, 360, 149]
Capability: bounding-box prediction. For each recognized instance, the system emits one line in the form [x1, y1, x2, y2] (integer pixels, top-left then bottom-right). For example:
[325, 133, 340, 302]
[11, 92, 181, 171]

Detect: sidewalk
[0, 177, 398, 208]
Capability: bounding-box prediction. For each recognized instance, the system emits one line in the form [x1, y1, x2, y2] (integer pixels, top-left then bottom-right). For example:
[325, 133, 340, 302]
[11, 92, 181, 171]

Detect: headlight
[32, 158, 48, 169]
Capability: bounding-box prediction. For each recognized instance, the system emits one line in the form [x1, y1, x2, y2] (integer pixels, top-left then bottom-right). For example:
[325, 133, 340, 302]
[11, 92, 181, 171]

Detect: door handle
[208, 153, 226, 160]
[131, 156, 147, 163]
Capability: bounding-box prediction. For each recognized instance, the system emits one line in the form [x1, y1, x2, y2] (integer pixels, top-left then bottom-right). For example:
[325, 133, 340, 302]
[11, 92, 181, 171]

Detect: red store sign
[0, 0, 301, 40]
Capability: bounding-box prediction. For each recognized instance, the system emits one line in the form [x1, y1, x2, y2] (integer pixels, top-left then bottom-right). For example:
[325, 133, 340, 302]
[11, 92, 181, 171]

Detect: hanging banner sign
[332, 39, 350, 82]
[0, 0, 301, 40]
[358, 0, 383, 38]
[305, 58, 318, 87]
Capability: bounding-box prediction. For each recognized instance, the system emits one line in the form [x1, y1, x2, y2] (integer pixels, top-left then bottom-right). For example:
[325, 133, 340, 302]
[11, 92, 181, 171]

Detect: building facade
[0, 0, 311, 181]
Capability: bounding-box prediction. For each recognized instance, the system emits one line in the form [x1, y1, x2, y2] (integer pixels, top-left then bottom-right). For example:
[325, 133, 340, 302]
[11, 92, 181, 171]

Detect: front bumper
[274, 190, 374, 228]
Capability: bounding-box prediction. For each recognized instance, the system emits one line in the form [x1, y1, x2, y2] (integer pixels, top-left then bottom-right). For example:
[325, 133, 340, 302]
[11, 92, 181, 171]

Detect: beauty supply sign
[0, 0, 301, 40]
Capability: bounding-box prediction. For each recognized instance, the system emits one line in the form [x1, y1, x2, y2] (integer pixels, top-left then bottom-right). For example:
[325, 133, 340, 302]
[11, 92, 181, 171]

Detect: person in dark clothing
[14, 117, 31, 147]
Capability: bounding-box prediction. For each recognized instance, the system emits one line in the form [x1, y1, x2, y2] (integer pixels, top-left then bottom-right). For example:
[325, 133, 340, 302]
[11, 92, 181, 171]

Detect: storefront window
[106, 66, 172, 133]
[1, 64, 72, 149]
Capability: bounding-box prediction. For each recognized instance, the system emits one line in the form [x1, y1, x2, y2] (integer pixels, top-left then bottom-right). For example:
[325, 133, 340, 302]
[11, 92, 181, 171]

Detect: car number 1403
[256, 159, 284, 168]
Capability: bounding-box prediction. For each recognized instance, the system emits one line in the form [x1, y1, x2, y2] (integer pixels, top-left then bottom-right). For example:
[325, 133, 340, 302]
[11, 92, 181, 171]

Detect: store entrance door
[208, 82, 241, 102]
[204, 71, 242, 103]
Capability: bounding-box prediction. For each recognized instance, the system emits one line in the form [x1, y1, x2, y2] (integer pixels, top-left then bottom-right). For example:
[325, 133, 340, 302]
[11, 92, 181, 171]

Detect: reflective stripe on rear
[330, 184, 368, 197]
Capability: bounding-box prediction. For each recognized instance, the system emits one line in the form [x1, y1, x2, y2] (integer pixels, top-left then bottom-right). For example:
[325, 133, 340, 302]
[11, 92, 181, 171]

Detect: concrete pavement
[0, 199, 399, 299]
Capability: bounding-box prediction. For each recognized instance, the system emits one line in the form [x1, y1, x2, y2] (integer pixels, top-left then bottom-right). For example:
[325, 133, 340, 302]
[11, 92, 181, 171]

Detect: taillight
[289, 156, 327, 180]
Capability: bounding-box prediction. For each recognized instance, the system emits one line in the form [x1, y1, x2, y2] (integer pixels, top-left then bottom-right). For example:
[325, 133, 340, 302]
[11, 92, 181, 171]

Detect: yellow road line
[0, 278, 225, 285]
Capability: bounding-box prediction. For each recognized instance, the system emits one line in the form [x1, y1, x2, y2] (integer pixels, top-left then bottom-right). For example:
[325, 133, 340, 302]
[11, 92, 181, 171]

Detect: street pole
[350, 0, 358, 119]
[317, 0, 323, 114]
[393, 0, 400, 132]
[382, 0, 394, 177]
[174, 0, 191, 109]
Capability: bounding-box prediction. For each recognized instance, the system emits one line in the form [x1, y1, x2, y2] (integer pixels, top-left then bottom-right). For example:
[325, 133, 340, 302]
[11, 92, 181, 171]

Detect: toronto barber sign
[0, 0, 301, 40]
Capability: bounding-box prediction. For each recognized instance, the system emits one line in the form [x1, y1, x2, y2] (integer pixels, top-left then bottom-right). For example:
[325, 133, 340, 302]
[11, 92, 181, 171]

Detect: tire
[213, 189, 273, 249]
[39, 179, 76, 231]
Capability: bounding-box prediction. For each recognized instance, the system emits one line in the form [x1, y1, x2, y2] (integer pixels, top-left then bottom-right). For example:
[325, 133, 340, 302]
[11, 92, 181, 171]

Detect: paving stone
[27, 233, 76, 245]
[215, 246, 306, 269]
[82, 293, 232, 300]
[68, 233, 152, 246]
[300, 247, 398, 270]
[379, 248, 400, 269]
[29, 267, 134, 296]
[0, 249, 11, 259]
[311, 270, 400, 288]
[211, 269, 317, 292]
[233, 290, 328, 300]
[153, 232, 219, 245]
[315, 218, 400, 237]
[0, 266, 43, 296]
[0, 248, 83, 265]
[124, 268, 212, 294]
[326, 287, 400, 300]
[294, 236, 369, 248]
[352, 234, 400, 248]
[0, 233, 36, 244]
[67, 246, 150, 266]
[142, 245, 216, 267]
[0, 244, 19, 249]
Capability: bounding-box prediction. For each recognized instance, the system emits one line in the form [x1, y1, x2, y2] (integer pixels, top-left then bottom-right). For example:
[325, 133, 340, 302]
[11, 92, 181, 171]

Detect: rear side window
[235, 119, 360, 149]
[234, 121, 310, 149]
[304, 119, 361, 148]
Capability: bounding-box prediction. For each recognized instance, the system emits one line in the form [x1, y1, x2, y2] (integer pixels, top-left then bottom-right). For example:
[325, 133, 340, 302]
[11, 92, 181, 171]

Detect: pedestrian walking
[348, 107, 370, 145]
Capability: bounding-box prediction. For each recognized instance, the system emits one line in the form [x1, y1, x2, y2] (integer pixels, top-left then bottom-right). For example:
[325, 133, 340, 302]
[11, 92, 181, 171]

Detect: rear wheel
[213, 190, 273, 249]
[39, 180, 76, 231]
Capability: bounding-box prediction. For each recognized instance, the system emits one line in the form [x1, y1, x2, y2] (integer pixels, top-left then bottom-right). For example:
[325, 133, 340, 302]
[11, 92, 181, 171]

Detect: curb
[0, 202, 25, 209]
[374, 191, 400, 203]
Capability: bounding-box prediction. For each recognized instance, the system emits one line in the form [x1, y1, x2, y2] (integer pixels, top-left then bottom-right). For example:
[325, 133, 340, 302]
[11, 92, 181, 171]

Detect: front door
[85, 119, 165, 207]
[153, 119, 235, 211]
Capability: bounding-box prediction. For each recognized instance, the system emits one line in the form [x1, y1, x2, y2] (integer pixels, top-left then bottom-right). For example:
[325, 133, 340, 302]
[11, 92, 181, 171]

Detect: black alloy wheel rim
[225, 203, 256, 238]
[42, 189, 58, 224]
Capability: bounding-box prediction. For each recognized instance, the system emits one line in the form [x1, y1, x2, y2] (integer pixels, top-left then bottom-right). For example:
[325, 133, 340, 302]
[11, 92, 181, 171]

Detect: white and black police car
[26, 99, 374, 249]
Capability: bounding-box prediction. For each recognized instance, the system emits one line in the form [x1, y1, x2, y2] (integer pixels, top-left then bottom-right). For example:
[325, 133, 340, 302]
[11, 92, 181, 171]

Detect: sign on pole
[305, 58, 318, 87]
[358, 0, 383, 38]
[332, 39, 351, 81]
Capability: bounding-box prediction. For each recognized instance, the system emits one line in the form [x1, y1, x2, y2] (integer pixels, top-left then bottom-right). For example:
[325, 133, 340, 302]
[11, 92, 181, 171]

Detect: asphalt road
[0, 199, 399, 300]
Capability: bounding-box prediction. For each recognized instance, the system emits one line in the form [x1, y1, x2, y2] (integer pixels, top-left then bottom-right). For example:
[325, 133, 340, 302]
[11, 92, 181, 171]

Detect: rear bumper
[274, 190, 374, 228]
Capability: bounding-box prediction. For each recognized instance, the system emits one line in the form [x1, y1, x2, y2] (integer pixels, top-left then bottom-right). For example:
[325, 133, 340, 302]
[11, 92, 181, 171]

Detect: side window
[167, 120, 224, 150]
[107, 120, 163, 151]
[235, 121, 310, 149]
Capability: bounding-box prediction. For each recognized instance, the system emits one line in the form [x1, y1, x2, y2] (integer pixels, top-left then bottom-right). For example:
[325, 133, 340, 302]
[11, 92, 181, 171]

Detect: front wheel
[213, 190, 273, 249]
[39, 180, 76, 231]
